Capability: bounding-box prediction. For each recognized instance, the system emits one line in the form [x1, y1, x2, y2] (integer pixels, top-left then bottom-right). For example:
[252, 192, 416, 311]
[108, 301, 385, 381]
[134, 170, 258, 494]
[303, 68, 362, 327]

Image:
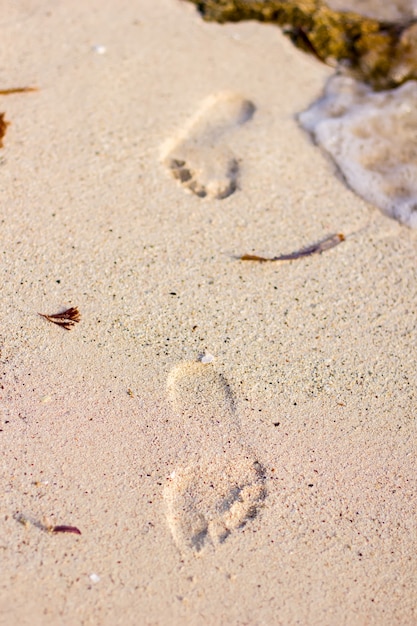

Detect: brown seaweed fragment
[241, 232, 344, 262]
[39, 306, 81, 330]
[0, 86, 37, 147]
[0, 113, 10, 148]
[183, 0, 417, 89]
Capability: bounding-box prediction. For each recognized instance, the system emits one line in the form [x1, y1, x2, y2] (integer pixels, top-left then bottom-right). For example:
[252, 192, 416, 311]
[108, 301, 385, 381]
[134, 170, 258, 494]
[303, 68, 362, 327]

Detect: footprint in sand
[164, 361, 267, 554]
[161, 92, 255, 199]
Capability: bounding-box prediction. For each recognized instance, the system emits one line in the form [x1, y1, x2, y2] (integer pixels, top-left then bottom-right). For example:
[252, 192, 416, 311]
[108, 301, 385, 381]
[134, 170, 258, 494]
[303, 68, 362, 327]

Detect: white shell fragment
[89, 573, 101, 584]
[200, 353, 215, 364]
[299, 75, 417, 228]
[92, 44, 106, 55]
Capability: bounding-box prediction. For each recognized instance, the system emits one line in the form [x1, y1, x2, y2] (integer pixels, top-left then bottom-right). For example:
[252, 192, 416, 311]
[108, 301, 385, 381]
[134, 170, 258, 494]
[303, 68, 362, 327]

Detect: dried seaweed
[0, 86, 37, 148]
[241, 233, 345, 262]
[39, 306, 81, 330]
[0, 113, 10, 148]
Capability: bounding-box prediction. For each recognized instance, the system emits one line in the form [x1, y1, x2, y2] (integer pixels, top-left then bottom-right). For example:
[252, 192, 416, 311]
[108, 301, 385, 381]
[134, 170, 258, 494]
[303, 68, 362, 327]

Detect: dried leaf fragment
[241, 233, 345, 262]
[39, 306, 81, 330]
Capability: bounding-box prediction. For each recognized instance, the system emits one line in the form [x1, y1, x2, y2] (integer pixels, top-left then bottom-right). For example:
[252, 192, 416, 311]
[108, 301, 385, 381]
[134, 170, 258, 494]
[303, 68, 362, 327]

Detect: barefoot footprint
[164, 361, 267, 554]
[161, 92, 256, 199]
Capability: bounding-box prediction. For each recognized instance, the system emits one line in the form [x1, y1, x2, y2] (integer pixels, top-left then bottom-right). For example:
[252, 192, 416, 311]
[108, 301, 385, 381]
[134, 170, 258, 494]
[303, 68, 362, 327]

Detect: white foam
[299, 75, 417, 228]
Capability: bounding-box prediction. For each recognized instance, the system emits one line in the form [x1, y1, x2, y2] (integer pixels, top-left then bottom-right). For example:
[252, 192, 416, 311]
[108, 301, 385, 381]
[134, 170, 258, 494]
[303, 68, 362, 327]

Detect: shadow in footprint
[161, 92, 255, 199]
[164, 361, 267, 555]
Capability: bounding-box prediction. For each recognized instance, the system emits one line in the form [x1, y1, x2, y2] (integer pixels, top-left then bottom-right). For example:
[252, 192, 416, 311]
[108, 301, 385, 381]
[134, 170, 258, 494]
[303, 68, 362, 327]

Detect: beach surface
[1, 1, 416, 624]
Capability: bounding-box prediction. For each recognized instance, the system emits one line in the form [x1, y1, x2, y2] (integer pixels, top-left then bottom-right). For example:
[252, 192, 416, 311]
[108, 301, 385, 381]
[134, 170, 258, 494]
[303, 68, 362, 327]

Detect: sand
[1, 1, 416, 624]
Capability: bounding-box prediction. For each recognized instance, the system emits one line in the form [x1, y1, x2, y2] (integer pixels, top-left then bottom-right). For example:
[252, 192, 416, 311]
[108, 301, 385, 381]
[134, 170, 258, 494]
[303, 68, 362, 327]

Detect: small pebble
[200, 353, 214, 364]
[89, 573, 100, 584]
[92, 45, 106, 55]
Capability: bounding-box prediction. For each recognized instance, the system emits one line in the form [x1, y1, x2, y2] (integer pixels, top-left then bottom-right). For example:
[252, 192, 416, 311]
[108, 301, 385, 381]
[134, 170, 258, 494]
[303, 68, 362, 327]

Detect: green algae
[184, 0, 417, 88]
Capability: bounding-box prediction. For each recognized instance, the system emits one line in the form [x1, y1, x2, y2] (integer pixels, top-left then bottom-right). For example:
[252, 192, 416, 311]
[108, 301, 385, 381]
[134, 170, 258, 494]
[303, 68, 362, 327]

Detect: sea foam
[299, 75, 417, 228]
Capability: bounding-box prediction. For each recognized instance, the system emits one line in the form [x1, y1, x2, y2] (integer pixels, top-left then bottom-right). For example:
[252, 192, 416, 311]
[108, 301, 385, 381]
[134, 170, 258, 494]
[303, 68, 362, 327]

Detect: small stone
[92, 45, 106, 55]
[89, 573, 100, 584]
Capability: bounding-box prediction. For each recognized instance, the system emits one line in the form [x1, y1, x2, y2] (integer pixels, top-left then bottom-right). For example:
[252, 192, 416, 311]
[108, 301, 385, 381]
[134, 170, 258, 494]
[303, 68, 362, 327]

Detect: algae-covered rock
[184, 0, 417, 88]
